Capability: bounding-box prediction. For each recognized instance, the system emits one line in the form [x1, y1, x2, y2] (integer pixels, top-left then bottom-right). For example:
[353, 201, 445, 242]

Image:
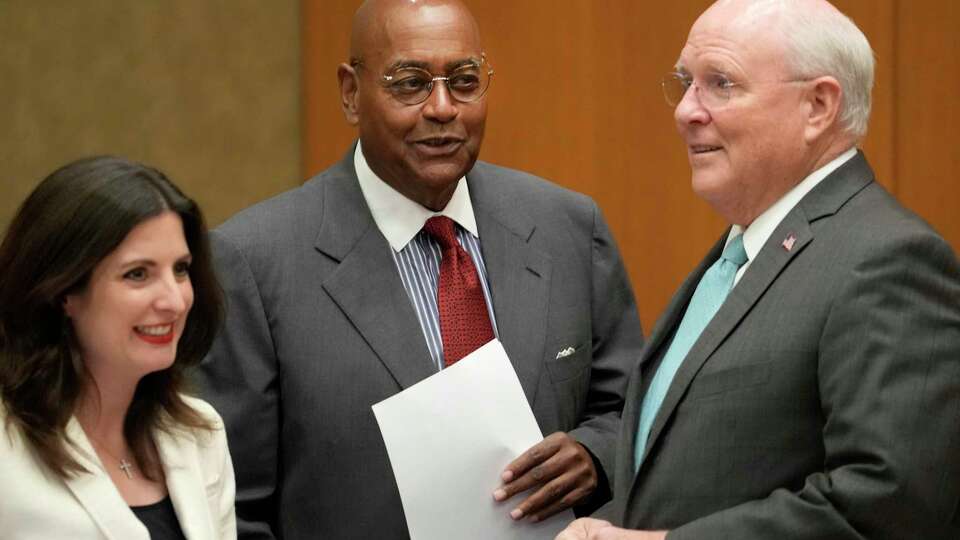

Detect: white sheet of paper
[372, 340, 574, 540]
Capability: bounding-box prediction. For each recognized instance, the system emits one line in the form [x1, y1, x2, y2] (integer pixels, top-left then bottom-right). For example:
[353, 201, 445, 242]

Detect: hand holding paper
[494, 432, 598, 521]
[372, 340, 574, 540]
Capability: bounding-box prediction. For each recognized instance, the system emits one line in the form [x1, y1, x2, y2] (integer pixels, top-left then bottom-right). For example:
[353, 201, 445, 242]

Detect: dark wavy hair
[0, 156, 224, 479]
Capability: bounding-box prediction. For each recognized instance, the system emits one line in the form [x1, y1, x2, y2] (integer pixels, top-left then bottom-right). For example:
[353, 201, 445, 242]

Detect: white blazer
[0, 396, 236, 540]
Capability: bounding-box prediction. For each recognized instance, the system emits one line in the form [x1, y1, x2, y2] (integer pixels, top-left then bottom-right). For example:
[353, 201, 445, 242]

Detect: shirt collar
[353, 142, 480, 252]
[727, 147, 858, 259]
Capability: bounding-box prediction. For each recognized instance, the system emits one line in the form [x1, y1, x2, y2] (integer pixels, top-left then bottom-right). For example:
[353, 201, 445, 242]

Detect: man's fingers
[528, 482, 592, 522]
[500, 434, 563, 482]
[509, 468, 585, 519]
[493, 454, 563, 502]
[495, 432, 598, 509]
[495, 431, 600, 522]
[512, 476, 566, 518]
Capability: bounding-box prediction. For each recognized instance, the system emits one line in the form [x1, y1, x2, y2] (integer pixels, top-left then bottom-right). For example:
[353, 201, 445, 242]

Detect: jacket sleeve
[195, 229, 280, 540]
[569, 201, 644, 506]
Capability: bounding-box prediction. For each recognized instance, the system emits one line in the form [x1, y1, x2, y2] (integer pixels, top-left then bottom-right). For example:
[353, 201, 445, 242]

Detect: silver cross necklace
[89, 437, 136, 479]
[117, 459, 134, 479]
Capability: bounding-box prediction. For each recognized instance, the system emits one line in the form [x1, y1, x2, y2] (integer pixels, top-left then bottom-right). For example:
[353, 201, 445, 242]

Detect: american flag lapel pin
[781, 234, 797, 252]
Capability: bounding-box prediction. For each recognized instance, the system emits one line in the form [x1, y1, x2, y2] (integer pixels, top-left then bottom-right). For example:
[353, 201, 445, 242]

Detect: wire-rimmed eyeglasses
[661, 72, 743, 109]
[662, 71, 811, 109]
[351, 54, 494, 106]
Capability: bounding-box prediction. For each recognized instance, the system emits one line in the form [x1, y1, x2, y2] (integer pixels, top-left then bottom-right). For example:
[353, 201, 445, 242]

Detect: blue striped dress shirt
[390, 227, 499, 370]
[353, 143, 499, 371]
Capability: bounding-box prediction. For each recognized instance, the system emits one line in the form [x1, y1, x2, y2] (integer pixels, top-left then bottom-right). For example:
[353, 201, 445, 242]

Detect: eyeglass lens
[661, 73, 734, 108]
[387, 61, 492, 105]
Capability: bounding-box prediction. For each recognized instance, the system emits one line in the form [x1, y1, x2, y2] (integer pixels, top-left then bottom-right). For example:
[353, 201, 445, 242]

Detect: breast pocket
[542, 342, 591, 431]
[544, 343, 589, 382]
[685, 363, 772, 401]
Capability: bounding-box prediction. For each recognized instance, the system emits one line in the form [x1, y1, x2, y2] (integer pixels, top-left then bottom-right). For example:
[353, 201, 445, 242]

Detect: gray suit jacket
[609, 152, 960, 539]
[197, 148, 642, 539]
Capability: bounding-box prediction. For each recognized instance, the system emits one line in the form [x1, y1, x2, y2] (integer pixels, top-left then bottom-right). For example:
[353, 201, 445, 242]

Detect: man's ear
[803, 76, 843, 143]
[338, 63, 361, 126]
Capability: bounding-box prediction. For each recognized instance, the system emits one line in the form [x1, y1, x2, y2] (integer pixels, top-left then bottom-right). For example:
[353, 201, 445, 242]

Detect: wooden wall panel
[474, 1, 723, 332]
[895, 1, 960, 249]
[302, 0, 958, 331]
[832, 0, 897, 191]
[302, 0, 357, 173]
[0, 1, 300, 229]
[1, 1, 952, 334]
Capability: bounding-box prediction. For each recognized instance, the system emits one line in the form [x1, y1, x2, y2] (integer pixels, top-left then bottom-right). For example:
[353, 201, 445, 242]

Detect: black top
[130, 496, 187, 540]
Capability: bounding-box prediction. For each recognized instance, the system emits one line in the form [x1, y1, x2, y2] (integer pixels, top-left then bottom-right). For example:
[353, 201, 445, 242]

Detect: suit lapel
[622, 150, 876, 516]
[62, 417, 148, 540]
[799, 151, 874, 221]
[632, 152, 875, 471]
[615, 237, 723, 504]
[641, 239, 723, 374]
[157, 427, 212, 540]
[315, 152, 436, 390]
[468, 171, 551, 405]
[639, 212, 813, 466]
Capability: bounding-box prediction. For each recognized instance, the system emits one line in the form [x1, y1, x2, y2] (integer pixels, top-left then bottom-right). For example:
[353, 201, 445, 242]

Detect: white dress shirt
[353, 143, 498, 370]
[728, 147, 857, 285]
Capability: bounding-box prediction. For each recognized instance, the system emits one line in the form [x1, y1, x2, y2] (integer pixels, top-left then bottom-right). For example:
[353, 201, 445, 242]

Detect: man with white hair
[558, 0, 960, 538]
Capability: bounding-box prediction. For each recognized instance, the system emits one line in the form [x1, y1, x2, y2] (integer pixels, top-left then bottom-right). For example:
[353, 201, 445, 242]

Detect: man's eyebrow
[445, 57, 481, 71]
[386, 59, 430, 72]
[385, 57, 481, 73]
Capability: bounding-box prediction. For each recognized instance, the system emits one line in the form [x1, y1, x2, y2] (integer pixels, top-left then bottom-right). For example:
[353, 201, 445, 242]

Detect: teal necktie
[634, 234, 748, 471]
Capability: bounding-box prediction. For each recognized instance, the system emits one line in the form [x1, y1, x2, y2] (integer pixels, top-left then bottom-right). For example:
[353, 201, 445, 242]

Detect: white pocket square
[555, 346, 576, 359]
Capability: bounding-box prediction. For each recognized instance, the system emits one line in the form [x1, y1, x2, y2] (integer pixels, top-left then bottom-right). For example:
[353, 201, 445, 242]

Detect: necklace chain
[88, 436, 136, 479]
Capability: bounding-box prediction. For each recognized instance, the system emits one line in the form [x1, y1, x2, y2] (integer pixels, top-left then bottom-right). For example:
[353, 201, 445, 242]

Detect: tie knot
[721, 234, 748, 267]
[423, 216, 458, 250]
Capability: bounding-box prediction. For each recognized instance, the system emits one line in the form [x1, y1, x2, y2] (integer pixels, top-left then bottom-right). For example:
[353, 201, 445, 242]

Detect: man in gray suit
[558, 1, 960, 539]
[198, 0, 642, 538]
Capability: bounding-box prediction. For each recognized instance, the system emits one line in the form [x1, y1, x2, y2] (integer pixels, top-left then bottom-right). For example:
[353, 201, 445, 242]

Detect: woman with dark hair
[0, 156, 235, 539]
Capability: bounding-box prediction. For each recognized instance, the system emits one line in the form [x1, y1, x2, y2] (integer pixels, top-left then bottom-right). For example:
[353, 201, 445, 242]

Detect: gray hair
[775, 2, 875, 139]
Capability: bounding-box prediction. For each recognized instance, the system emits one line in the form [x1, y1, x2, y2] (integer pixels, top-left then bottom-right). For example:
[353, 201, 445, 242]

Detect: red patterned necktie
[422, 216, 494, 366]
